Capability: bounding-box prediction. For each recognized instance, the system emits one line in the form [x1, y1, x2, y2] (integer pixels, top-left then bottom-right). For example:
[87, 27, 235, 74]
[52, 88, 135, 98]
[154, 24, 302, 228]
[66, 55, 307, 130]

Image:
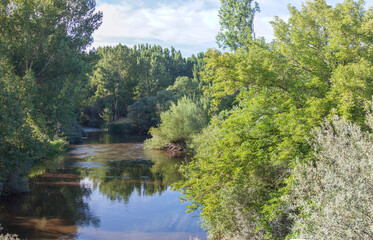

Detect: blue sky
[92, 0, 373, 57]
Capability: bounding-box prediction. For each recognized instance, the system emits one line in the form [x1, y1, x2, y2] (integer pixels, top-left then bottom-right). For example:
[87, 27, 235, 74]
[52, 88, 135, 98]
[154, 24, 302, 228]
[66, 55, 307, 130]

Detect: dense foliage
[288, 112, 373, 239]
[171, 0, 373, 239]
[216, 0, 260, 50]
[0, 0, 102, 194]
[2, 0, 373, 239]
[86, 44, 205, 133]
[145, 96, 210, 150]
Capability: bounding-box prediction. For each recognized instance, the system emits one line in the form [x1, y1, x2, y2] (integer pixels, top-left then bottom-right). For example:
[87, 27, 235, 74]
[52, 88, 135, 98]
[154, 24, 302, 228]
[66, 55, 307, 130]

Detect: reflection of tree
[0, 138, 190, 239]
[145, 150, 185, 186]
[28, 154, 66, 178]
[79, 161, 165, 203]
[78, 150, 185, 204]
[0, 169, 100, 239]
[97, 178, 165, 203]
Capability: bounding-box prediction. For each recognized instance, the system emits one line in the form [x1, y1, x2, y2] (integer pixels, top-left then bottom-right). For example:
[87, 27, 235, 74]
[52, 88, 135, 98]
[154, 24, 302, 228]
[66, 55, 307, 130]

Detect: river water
[0, 133, 207, 240]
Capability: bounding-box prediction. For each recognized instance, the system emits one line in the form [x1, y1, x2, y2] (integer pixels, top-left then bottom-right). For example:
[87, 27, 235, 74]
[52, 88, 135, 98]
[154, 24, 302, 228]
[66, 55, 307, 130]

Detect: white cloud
[92, 0, 373, 55]
[91, 0, 220, 56]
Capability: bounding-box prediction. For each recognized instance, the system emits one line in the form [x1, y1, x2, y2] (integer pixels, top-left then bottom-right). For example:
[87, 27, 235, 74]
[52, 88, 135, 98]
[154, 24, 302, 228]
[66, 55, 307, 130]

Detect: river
[0, 133, 207, 240]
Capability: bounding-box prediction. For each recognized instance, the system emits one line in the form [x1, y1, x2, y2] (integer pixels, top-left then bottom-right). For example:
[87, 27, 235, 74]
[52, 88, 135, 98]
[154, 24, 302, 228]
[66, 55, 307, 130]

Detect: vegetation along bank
[1, 0, 373, 239]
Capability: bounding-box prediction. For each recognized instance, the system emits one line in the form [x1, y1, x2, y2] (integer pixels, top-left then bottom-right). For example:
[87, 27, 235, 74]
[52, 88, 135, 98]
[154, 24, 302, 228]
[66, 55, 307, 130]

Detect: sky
[91, 0, 373, 57]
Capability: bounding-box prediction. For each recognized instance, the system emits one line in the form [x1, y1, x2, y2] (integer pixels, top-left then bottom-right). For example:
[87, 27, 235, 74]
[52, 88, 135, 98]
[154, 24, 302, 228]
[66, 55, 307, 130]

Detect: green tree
[91, 45, 137, 121]
[167, 76, 204, 99]
[134, 45, 184, 98]
[0, 60, 34, 193]
[127, 96, 159, 133]
[0, 0, 102, 194]
[88, 43, 193, 127]
[216, 0, 260, 50]
[177, 1, 373, 239]
[0, 0, 102, 136]
[127, 90, 175, 134]
[271, 0, 373, 123]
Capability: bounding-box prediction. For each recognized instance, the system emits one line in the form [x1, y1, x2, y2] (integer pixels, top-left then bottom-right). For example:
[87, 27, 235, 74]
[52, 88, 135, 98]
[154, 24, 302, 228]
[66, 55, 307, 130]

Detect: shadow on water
[0, 169, 99, 239]
[0, 133, 205, 240]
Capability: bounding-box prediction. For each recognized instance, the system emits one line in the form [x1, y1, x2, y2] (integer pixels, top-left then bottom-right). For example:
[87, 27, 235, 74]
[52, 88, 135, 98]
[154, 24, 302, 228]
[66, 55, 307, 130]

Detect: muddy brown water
[0, 133, 206, 240]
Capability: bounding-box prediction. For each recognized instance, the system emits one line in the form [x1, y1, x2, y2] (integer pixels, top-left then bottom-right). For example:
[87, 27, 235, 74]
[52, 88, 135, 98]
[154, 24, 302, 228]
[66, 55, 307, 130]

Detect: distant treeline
[84, 44, 205, 134]
[0, 0, 205, 196]
[2, 0, 373, 239]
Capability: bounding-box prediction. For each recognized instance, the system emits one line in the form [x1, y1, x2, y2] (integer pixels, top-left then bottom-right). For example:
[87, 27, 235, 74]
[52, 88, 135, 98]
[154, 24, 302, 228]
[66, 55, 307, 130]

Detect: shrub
[66, 120, 84, 144]
[145, 96, 210, 150]
[287, 112, 373, 239]
[108, 121, 137, 135]
[127, 90, 175, 134]
[127, 96, 158, 133]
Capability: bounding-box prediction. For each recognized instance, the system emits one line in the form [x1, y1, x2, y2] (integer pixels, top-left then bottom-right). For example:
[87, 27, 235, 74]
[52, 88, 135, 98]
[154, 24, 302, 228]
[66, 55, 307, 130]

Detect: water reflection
[146, 150, 185, 187]
[0, 133, 206, 240]
[81, 160, 166, 203]
[0, 169, 99, 239]
[70, 135, 185, 204]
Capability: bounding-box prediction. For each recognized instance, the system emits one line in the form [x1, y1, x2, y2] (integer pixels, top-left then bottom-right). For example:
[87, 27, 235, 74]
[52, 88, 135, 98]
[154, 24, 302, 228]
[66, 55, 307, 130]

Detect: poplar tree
[216, 0, 260, 50]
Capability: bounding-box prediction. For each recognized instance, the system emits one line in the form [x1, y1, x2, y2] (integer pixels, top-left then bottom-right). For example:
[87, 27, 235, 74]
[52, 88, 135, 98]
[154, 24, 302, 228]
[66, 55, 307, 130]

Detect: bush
[287, 112, 373, 239]
[145, 96, 210, 150]
[167, 76, 203, 98]
[66, 120, 84, 144]
[127, 96, 158, 133]
[127, 90, 175, 134]
[108, 121, 138, 135]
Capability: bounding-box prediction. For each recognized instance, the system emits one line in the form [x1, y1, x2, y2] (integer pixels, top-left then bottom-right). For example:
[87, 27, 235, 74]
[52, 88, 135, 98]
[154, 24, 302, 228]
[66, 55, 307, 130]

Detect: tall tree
[216, 0, 260, 50]
[89, 44, 193, 125]
[0, 0, 102, 136]
[177, 1, 373, 239]
[0, 0, 102, 194]
[91, 45, 137, 121]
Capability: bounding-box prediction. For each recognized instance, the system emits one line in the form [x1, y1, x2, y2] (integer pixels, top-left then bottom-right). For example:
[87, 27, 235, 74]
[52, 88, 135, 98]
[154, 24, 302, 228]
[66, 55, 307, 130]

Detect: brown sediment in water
[68, 143, 145, 161]
[5, 217, 77, 239]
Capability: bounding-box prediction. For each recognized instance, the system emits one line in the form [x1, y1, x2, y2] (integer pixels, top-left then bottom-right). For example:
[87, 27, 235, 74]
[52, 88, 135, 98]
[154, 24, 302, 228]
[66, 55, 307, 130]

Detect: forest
[1, 0, 373, 239]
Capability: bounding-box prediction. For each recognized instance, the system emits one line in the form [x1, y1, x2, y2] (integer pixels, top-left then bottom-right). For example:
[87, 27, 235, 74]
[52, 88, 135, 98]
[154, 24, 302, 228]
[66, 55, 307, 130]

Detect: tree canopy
[2, 0, 373, 239]
[173, 0, 373, 239]
[86, 44, 205, 133]
[216, 0, 260, 50]
[0, 0, 102, 193]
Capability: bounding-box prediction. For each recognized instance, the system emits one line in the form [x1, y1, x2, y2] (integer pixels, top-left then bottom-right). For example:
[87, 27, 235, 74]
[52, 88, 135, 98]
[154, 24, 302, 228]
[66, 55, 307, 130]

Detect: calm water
[0, 133, 207, 240]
